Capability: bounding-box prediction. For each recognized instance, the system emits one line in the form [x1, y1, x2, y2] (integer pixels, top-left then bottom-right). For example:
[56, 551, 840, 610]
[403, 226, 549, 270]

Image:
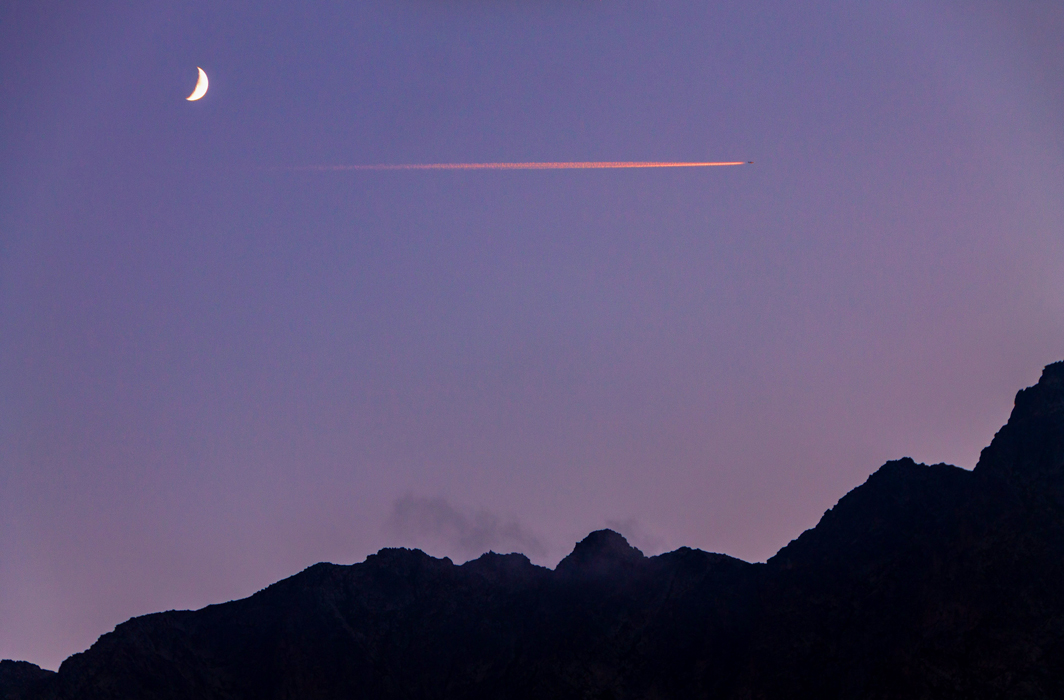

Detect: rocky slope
[4, 361, 1063, 699]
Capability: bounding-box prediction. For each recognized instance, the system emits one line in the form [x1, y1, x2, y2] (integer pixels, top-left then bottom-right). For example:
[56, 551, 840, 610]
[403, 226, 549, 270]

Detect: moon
[186, 67, 208, 101]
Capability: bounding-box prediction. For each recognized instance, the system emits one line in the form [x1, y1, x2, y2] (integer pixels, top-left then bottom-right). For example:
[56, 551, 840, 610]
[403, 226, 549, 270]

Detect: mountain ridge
[4, 361, 1063, 699]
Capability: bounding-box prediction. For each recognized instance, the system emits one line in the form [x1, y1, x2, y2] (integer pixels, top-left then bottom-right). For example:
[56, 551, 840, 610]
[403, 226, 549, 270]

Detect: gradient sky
[2, 0, 1063, 670]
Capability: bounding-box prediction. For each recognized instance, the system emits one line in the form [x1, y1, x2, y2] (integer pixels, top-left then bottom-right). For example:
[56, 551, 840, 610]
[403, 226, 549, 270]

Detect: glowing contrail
[287, 161, 752, 172]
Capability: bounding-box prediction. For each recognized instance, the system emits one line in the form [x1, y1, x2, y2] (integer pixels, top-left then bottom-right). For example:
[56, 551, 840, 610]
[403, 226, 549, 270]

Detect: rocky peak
[976, 361, 1064, 497]
[555, 529, 645, 578]
[0, 661, 54, 700]
[461, 551, 542, 586]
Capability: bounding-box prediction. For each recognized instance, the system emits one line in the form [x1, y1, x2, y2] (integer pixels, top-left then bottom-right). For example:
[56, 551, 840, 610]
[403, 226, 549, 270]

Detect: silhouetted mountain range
[4, 361, 1064, 699]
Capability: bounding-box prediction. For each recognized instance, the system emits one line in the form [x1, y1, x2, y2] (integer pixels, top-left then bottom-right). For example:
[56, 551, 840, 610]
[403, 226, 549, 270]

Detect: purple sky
[2, 0, 1063, 670]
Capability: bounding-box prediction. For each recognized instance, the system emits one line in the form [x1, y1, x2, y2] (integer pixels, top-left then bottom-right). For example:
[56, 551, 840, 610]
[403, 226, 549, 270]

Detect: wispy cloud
[384, 495, 546, 559]
[605, 518, 666, 555]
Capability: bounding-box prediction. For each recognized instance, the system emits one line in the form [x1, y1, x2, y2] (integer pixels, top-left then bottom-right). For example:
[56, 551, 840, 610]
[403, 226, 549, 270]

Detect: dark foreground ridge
[4, 362, 1064, 699]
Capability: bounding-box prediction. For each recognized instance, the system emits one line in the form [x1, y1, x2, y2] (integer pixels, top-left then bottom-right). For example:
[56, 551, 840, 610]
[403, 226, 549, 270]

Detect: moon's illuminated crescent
[186, 67, 208, 101]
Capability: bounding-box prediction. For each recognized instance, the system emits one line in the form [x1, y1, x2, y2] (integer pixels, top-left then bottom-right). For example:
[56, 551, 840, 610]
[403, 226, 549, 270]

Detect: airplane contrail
[286, 161, 752, 171]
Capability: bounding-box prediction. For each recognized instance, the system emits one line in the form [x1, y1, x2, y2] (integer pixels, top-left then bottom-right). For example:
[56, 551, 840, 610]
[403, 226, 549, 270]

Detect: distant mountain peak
[0, 661, 54, 700]
[555, 529, 645, 577]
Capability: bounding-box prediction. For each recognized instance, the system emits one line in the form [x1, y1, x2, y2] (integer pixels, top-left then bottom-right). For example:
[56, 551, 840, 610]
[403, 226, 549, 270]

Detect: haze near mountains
[3, 361, 1063, 699]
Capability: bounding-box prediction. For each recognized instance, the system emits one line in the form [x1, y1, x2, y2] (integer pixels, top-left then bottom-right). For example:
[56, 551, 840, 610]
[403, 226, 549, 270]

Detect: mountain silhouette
[4, 361, 1064, 699]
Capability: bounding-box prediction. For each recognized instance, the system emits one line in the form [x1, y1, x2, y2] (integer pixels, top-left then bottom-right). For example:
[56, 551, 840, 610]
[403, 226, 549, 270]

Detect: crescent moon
[186, 67, 209, 101]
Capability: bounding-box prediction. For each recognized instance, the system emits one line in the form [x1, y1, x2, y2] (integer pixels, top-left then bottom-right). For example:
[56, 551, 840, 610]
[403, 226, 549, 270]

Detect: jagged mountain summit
[4, 362, 1064, 699]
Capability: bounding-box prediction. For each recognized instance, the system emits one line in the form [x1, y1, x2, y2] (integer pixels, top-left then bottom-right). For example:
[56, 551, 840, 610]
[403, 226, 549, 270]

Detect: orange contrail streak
[289, 161, 752, 171]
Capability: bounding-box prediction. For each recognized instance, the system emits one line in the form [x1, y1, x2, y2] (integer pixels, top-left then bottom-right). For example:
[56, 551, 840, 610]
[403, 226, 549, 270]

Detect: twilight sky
[2, 0, 1063, 670]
